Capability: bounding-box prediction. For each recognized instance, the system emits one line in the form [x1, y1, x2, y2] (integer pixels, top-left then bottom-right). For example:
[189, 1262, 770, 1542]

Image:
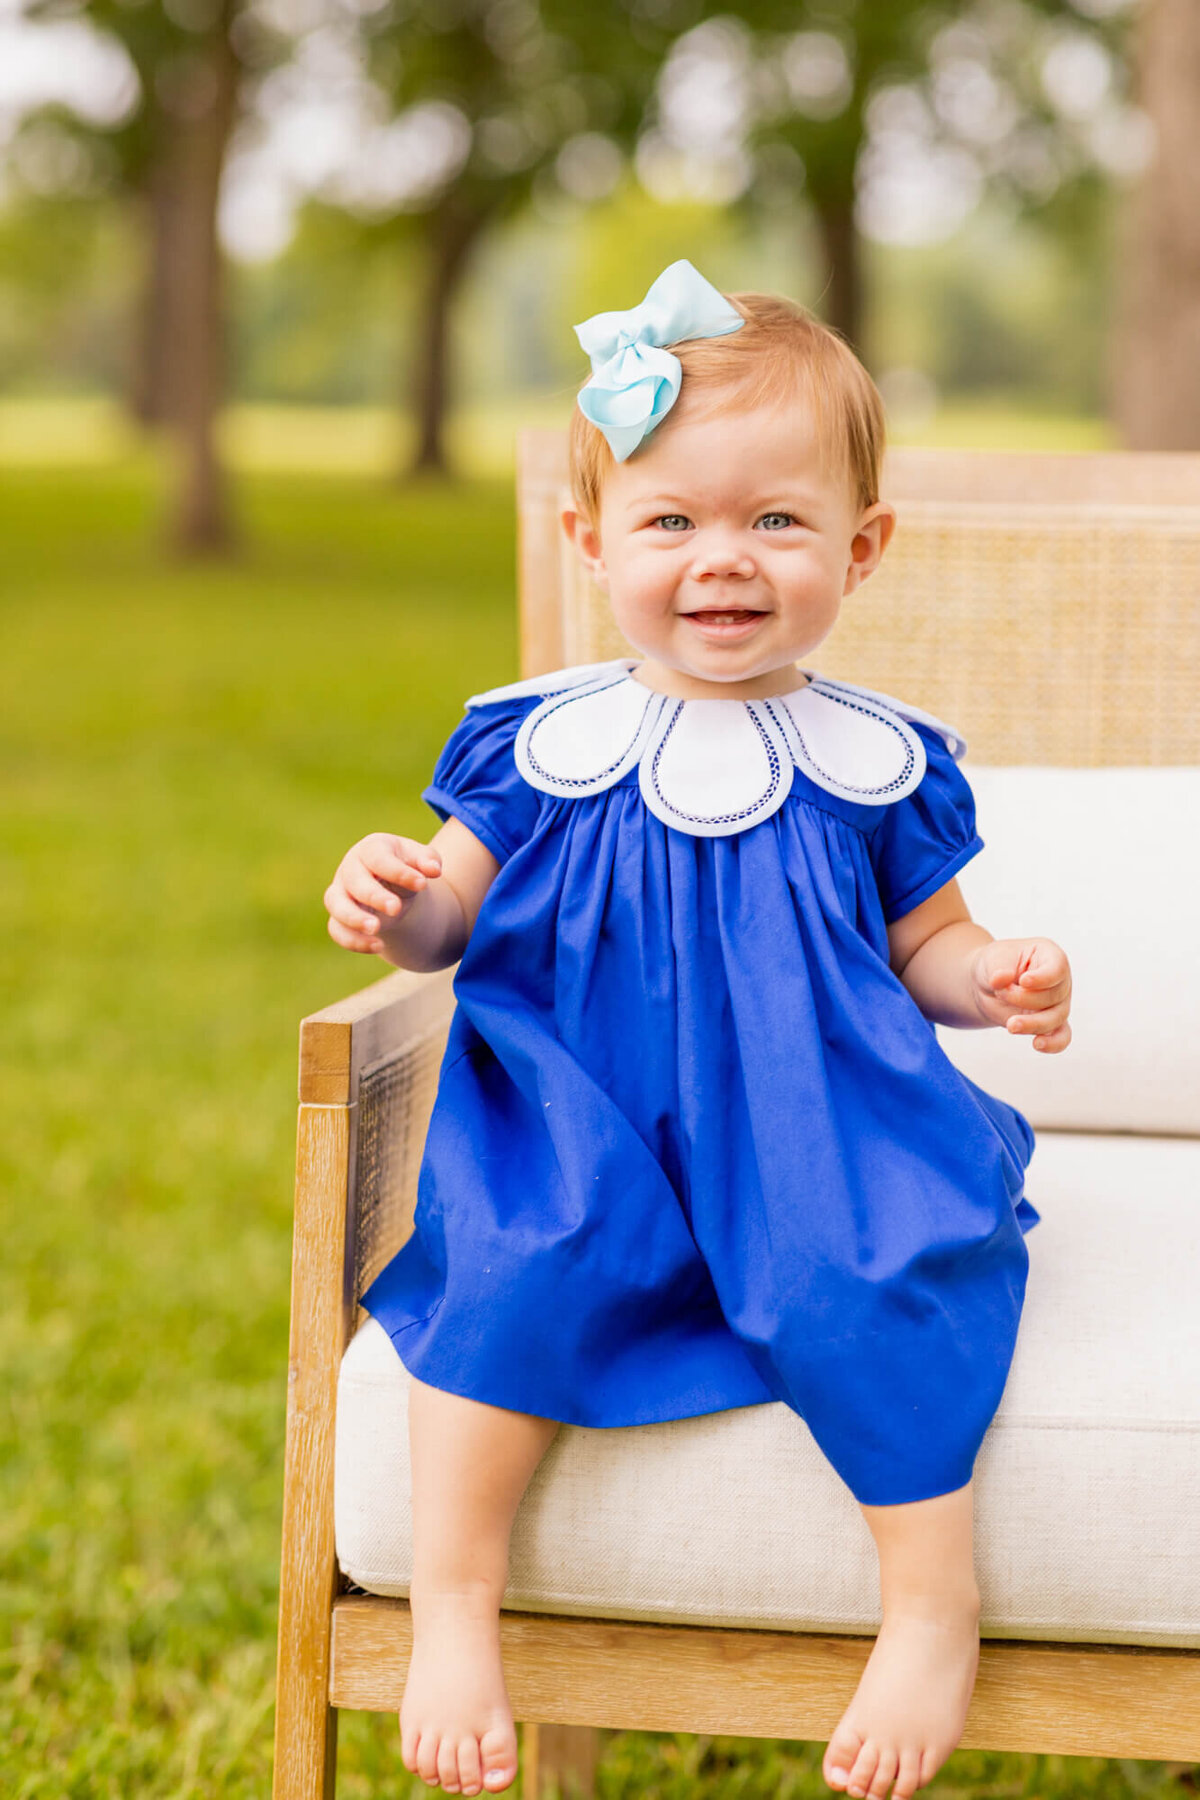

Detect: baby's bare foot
[822, 1588, 981, 1800]
[400, 1587, 519, 1795]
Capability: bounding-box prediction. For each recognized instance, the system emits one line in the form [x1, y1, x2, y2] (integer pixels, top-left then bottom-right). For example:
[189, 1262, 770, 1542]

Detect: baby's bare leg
[400, 1373, 560, 1795]
[823, 1480, 981, 1800]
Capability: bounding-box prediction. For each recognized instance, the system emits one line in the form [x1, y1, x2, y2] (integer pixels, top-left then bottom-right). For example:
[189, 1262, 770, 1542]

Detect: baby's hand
[971, 938, 1072, 1052]
[325, 832, 443, 954]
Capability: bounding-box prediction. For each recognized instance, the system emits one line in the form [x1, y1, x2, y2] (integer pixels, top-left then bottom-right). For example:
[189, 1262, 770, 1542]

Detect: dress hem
[366, 1305, 783, 1431]
[361, 1306, 988, 1507]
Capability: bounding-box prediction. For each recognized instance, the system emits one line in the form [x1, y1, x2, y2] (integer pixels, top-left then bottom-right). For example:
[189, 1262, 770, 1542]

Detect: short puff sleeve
[868, 720, 985, 924]
[421, 699, 543, 866]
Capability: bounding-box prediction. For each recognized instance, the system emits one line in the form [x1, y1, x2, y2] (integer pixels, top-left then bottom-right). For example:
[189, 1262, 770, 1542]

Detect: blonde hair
[568, 289, 886, 528]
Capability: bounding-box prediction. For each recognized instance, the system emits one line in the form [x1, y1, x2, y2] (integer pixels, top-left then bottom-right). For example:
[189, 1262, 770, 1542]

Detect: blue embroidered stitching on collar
[648, 700, 786, 827]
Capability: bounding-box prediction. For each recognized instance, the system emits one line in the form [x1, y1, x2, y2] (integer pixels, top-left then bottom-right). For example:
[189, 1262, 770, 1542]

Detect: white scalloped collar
[464, 659, 966, 839]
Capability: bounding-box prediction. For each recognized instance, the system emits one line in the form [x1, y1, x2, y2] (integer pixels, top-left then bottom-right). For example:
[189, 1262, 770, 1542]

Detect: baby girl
[324, 261, 1073, 1800]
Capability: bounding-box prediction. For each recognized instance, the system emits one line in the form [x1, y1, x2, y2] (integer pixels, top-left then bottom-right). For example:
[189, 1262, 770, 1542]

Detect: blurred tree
[1111, 0, 1200, 448]
[18, 0, 291, 553]
[356, 0, 689, 479]
[0, 195, 137, 396]
[719, 0, 1136, 364]
[2, 0, 1148, 499]
[230, 201, 409, 406]
[863, 186, 1112, 416]
[358, 0, 1138, 460]
[718, 2, 920, 355]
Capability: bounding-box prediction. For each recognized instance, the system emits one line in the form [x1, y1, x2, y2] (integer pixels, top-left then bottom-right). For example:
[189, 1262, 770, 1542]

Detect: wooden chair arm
[299, 964, 458, 1106]
[296, 960, 459, 1337]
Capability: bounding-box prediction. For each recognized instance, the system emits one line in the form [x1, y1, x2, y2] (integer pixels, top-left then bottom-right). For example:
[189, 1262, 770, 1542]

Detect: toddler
[324, 261, 1073, 1800]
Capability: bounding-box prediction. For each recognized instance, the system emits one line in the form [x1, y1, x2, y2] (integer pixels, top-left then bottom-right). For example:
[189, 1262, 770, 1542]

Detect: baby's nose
[689, 532, 756, 578]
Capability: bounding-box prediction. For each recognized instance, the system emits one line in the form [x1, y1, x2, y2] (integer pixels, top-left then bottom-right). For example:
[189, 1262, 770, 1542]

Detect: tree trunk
[157, 12, 241, 554]
[1110, 0, 1200, 448]
[810, 185, 865, 359]
[405, 196, 489, 481]
[129, 166, 180, 428]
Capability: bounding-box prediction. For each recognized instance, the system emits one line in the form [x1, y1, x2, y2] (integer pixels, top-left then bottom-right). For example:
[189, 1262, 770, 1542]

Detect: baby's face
[564, 399, 896, 700]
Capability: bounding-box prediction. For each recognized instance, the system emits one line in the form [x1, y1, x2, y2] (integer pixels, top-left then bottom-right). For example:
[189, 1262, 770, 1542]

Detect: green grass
[0, 392, 1117, 477]
[0, 397, 576, 477]
[0, 456, 519, 1797]
[0, 436, 1189, 1797]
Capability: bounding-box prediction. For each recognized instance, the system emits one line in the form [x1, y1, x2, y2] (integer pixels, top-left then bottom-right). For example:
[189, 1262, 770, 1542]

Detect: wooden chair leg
[273, 1103, 354, 1800]
[522, 1723, 600, 1800]
[271, 1686, 338, 1800]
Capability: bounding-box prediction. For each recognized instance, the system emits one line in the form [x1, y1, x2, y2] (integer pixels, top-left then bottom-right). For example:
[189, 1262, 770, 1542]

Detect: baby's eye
[653, 514, 692, 531]
[757, 512, 799, 531]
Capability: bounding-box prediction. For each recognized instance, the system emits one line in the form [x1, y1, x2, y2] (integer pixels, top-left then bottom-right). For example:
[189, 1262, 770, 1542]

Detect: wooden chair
[272, 433, 1200, 1800]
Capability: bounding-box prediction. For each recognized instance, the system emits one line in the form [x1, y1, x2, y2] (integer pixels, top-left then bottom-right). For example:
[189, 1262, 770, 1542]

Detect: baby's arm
[887, 877, 1073, 1052]
[887, 879, 992, 1027]
[325, 817, 500, 973]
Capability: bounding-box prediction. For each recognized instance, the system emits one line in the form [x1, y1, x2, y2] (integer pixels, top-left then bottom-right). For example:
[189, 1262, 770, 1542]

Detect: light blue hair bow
[573, 259, 745, 461]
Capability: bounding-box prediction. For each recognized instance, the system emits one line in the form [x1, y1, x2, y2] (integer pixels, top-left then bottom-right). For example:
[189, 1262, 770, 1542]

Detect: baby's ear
[844, 501, 897, 593]
[560, 507, 608, 586]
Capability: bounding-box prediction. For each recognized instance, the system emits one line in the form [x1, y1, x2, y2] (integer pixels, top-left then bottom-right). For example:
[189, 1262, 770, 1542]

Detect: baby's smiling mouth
[683, 607, 768, 622]
[680, 606, 771, 640]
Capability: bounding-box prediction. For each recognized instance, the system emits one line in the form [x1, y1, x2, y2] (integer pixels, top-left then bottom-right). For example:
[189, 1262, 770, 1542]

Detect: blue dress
[361, 659, 1040, 1507]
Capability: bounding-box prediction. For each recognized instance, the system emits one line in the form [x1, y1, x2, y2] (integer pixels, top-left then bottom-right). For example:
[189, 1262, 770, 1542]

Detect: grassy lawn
[0, 393, 1118, 476]
[0, 422, 1187, 1797]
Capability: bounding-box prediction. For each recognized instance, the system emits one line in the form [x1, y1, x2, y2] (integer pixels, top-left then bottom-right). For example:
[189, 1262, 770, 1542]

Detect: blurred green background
[1, 0, 1196, 1794]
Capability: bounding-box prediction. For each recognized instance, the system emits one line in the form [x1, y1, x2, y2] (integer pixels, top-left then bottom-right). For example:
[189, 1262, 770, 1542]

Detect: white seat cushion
[335, 1131, 1200, 1648]
[944, 765, 1200, 1136]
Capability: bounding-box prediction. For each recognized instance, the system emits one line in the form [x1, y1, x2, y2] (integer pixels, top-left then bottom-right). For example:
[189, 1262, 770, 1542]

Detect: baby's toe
[824, 1721, 864, 1789]
[416, 1731, 442, 1785]
[918, 1747, 944, 1789]
[437, 1736, 463, 1792]
[845, 1738, 881, 1798]
[892, 1749, 923, 1800]
[866, 1746, 899, 1800]
[400, 1722, 420, 1775]
[457, 1734, 484, 1796]
[480, 1724, 518, 1792]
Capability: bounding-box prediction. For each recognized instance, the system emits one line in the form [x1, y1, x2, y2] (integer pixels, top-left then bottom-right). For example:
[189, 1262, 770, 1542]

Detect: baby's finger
[1030, 1021, 1072, 1053]
[997, 972, 1071, 1004]
[368, 845, 439, 889]
[326, 881, 388, 935]
[327, 915, 384, 955]
[1016, 943, 1070, 988]
[1006, 1000, 1068, 1033]
[398, 837, 442, 872]
[343, 866, 410, 919]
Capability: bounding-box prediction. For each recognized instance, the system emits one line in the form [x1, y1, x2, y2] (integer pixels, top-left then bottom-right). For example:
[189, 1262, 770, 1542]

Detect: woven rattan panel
[352, 1026, 448, 1311]
[559, 500, 1200, 766]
